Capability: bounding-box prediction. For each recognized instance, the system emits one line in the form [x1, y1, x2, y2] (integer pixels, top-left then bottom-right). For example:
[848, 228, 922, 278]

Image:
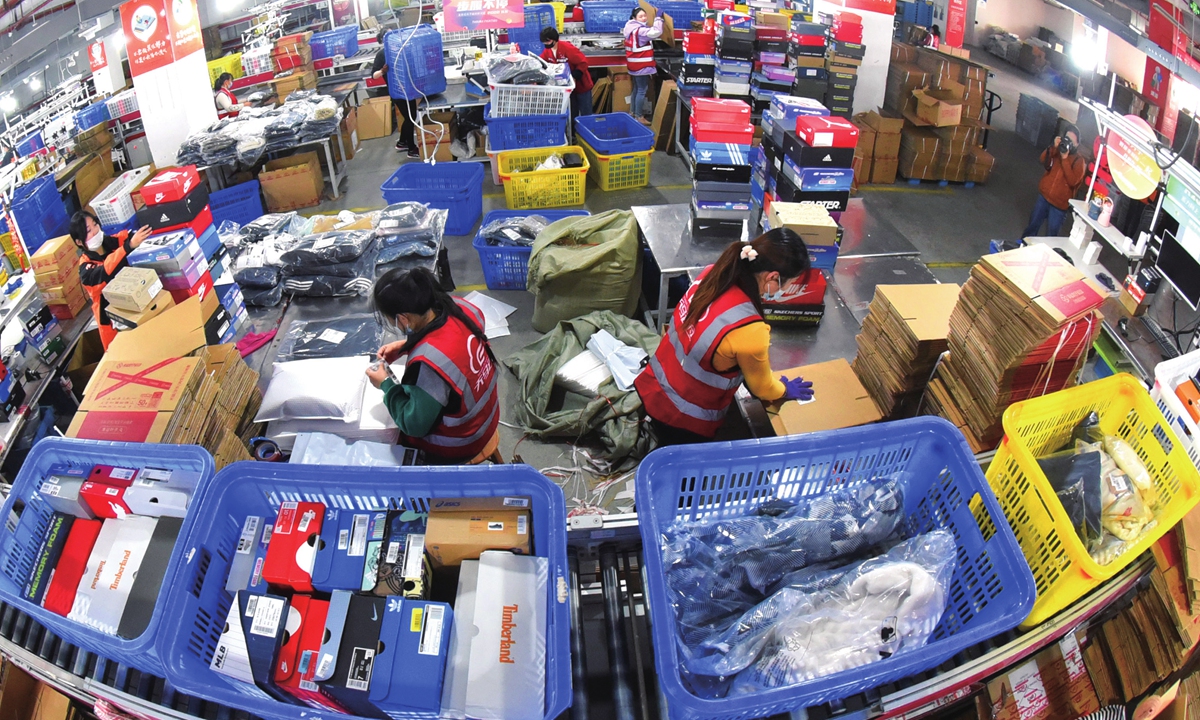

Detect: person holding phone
[1023, 123, 1087, 238]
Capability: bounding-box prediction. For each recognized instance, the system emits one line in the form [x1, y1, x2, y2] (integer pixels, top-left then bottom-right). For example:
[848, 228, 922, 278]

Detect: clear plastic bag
[1103, 435, 1157, 508]
[727, 531, 956, 695]
[376, 202, 433, 233]
[480, 214, 550, 247]
[1077, 439, 1155, 543]
[585, 329, 646, 392]
[282, 273, 374, 297]
[276, 314, 382, 362]
[240, 213, 298, 242]
[243, 284, 284, 307]
[485, 53, 557, 85]
[280, 230, 377, 267]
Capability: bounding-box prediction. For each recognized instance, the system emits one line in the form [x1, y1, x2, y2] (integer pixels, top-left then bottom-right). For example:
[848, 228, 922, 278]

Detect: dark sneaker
[406, 149, 421, 158]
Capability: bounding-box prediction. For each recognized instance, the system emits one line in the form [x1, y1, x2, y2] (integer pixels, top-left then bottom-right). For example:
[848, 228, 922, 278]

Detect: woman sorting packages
[367, 267, 502, 464]
[70, 210, 152, 351]
[635, 228, 816, 445]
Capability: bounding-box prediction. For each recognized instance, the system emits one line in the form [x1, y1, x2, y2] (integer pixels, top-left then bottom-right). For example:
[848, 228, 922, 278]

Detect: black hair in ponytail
[685, 227, 810, 327]
[372, 267, 496, 365]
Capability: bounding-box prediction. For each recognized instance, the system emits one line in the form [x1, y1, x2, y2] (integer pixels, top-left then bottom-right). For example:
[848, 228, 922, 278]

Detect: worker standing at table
[70, 210, 152, 350]
[367, 267, 502, 464]
[540, 26, 593, 118]
[634, 228, 816, 445]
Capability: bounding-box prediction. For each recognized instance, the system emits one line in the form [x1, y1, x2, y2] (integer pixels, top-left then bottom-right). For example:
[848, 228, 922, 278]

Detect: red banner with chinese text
[121, 0, 203, 78]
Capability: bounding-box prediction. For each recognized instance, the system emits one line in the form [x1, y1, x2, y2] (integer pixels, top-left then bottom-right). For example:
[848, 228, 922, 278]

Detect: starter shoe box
[140, 167, 202, 206]
[262, 501, 324, 593]
[794, 189, 850, 212]
[121, 465, 200, 518]
[128, 229, 203, 271]
[226, 515, 268, 594]
[42, 518, 103, 616]
[465, 551, 548, 720]
[440, 559, 478, 717]
[22, 513, 74, 604]
[783, 130, 855, 167]
[135, 183, 210, 231]
[373, 509, 430, 598]
[39, 466, 97, 518]
[690, 216, 747, 241]
[116, 516, 182, 639]
[311, 509, 384, 593]
[67, 515, 158, 635]
[210, 591, 293, 702]
[370, 598, 452, 715]
[274, 595, 346, 711]
[316, 592, 387, 718]
[782, 160, 854, 192]
[682, 64, 715, 86]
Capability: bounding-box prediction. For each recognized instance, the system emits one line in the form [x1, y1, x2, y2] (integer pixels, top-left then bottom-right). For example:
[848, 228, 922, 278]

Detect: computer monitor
[1157, 225, 1200, 310]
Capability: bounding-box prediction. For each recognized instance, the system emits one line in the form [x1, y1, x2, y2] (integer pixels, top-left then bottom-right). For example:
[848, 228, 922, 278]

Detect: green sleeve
[380, 378, 446, 438]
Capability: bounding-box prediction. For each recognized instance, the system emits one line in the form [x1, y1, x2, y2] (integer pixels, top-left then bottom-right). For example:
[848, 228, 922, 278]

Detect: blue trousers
[631, 74, 651, 118]
[1024, 194, 1068, 238]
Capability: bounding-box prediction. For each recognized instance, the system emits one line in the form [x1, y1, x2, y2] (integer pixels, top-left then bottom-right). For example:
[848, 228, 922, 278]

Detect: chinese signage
[944, 0, 966, 48]
[1108, 115, 1163, 200]
[443, 0, 525, 32]
[120, 0, 203, 77]
[88, 40, 108, 72]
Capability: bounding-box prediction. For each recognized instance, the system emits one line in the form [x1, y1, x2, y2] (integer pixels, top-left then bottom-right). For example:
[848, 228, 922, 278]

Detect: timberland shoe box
[103, 267, 163, 313]
[425, 496, 532, 568]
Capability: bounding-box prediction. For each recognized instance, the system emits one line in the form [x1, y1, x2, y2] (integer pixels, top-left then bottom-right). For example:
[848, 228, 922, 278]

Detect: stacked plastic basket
[381, 162, 485, 235]
[89, 165, 154, 235]
[581, 0, 637, 32]
[10, 176, 69, 252]
[105, 89, 139, 120]
[310, 25, 359, 59]
[506, 3, 557, 51]
[575, 112, 655, 191]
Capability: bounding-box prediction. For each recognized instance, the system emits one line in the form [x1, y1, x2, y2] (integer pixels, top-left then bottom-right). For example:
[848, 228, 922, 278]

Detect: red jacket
[541, 40, 594, 93]
[79, 230, 131, 350]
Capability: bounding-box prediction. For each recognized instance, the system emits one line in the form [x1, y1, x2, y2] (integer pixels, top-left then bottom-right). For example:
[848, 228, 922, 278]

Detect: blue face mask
[763, 276, 786, 303]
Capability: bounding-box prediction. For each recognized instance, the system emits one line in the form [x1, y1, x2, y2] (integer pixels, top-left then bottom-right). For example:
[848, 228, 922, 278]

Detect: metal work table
[834, 255, 938, 324]
[412, 83, 490, 163]
[633, 203, 731, 331]
[836, 198, 921, 258]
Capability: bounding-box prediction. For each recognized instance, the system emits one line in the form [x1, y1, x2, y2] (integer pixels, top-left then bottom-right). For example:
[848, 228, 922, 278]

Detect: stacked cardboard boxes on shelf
[922, 244, 1106, 451]
[851, 283, 960, 419]
[30, 235, 86, 320]
[271, 32, 317, 100]
[884, 41, 995, 184]
[851, 110, 903, 184]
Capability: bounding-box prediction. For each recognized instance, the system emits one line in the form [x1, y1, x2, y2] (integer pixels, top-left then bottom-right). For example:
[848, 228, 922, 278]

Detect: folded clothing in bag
[243, 284, 284, 307]
[282, 251, 375, 279]
[280, 230, 377, 267]
[283, 274, 374, 297]
[480, 215, 552, 248]
[277, 314, 382, 362]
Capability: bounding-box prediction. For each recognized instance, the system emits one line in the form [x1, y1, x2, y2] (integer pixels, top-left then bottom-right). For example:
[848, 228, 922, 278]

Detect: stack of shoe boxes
[825, 13, 863, 118]
[789, 19, 828, 103]
[690, 98, 756, 240]
[775, 115, 858, 213]
[750, 19, 791, 114]
[715, 16, 755, 100]
[681, 30, 717, 97]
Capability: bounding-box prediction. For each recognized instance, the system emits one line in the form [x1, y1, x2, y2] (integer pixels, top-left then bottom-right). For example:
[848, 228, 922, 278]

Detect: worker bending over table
[367, 267, 502, 464]
[635, 228, 816, 445]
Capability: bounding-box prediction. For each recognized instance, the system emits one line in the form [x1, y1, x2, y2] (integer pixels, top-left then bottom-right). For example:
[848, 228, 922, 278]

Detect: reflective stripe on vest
[666, 303, 760, 390]
[625, 30, 655, 72]
[646, 353, 726, 422]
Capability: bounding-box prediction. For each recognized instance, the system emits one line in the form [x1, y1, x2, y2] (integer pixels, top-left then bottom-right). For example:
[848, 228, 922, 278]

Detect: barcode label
[338, 529, 349, 551]
[251, 597, 285, 637]
[517, 516, 527, 535]
[275, 502, 298, 534]
[345, 647, 375, 691]
[419, 605, 445, 656]
[349, 515, 369, 556]
[386, 541, 401, 565]
[109, 467, 136, 481]
[139, 467, 172, 482]
[403, 535, 425, 579]
[503, 497, 529, 508]
[40, 482, 60, 496]
[245, 595, 258, 617]
[298, 509, 315, 533]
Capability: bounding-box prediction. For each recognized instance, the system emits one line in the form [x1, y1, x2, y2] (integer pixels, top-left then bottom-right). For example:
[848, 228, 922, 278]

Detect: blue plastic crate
[574, 112, 655, 153]
[581, 1, 637, 33]
[208, 180, 264, 229]
[636, 418, 1036, 720]
[472, 209, 590, 290]
[507, 4, 558, 52]
[16, 131, 43, 156]
[651, 0, 704, 25]
[155, 462, 570, 720]
[74, 101, 111, 131]
[385, 24, 447, 100]
[485, 104, 570, 152]
[11, 176, 68, 253]
[0, 438, 215, 676]
[381, 162, 484, 235]
[310, 25, 360, 59]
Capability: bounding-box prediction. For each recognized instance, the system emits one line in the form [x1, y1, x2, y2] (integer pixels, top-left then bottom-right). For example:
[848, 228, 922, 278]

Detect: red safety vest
[403, 299, 500, 461]
[634, 275, 762, 437]
[79, 229, 130, 350]
[217, 87, 240, 118]
[624, 26, 656, 73]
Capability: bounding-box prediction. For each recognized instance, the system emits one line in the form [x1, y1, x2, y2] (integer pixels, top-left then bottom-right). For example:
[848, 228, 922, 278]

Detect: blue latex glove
[780, 375, 814, 402]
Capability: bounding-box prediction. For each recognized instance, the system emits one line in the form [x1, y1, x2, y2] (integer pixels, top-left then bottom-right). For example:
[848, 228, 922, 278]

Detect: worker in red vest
[70, 210, 152, 350]
[623, 7, 663, 124]
[213, 73, 242, 117]
[368, 267, 502, 464]
[541, 26, 593, 118]
[635, 228, 815, 445]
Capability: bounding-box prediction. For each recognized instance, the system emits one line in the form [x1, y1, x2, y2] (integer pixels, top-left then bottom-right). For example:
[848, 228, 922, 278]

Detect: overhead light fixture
[30, 77, 41, 91]
[1, 96, 18, 114]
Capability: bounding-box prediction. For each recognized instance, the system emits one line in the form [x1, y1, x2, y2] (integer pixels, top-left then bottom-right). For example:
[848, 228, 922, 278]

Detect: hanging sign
[88, 41, 108, 72]
[1108, 115, 1163, 200]
[120, 0, 203, 77]
[443, 0, 525, 32]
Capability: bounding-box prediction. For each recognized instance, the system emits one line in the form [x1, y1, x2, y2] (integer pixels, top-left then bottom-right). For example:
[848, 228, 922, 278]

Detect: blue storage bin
[0, 438, 215, 676]
[507, 4, 558, 52]
[574, 113, 655, 153]
[636, 417, 1037, 719]
[16, 131, 43, 156]
[156, 462, 570, 720]
[310, 25, 360, 59]
[385, 24, 447, 100]
[485, 104, 570, 151]
[650, 0, 704, 25]
[209, 180, 264, 229]
[11, 176, 68, 253]
[381, 162, 484, 235]
[74, 101, 111, 131]
[472, 209, 590, 290]
[581, 1, 637, 33]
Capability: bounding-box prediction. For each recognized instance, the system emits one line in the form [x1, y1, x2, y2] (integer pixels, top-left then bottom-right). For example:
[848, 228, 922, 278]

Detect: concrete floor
[293, 50, 1081, 514]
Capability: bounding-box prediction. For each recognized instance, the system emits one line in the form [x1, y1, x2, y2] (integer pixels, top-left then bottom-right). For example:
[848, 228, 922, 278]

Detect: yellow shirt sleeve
[713, 321, 786, 401]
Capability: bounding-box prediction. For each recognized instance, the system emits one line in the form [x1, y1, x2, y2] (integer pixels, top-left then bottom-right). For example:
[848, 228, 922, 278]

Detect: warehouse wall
[1106, 30, 1146, 91]
[975, 0, 1075, 42]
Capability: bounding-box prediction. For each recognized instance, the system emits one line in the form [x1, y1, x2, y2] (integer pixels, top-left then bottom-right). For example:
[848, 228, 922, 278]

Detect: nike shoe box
[316, 592, 387, 717]
[262, 501, 324, 593]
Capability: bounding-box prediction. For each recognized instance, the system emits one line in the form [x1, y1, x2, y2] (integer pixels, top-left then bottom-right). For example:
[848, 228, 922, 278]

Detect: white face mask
[85, 227, 104, 252]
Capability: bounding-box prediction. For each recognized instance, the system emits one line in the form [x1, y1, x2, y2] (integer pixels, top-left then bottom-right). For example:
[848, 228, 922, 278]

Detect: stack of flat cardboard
[923, 245, 1106, 451]
[851, 283, 960, 419]
[1180, 506, 1200, 614]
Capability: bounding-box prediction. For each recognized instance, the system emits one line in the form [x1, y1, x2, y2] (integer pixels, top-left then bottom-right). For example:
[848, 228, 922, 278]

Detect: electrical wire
[385, 11, 447, 163]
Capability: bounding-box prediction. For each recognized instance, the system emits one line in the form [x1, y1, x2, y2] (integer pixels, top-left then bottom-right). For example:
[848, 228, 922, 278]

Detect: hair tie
[740, 245, 758, 262]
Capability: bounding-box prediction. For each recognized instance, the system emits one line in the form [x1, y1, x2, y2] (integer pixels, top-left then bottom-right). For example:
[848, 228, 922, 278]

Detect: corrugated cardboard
[767, 358, 882, 435]
[768, 202, 839, 245]
[107, 290, 176, 331]
[75, 148, 116, 208]
[425, 506, 531, 568]
[30, 235, 78, 273]
[68, 410, 171, 442]
[81, 356, 203, 413]
[104, 287, 221, 362]
[985, 630, 1100, 720]
[872, 156, 899, 184]
[260, 151, 323, 211]
[38, 277, 84, 306]
[358, 96, 394, 140]
[909, 82, 964, 127]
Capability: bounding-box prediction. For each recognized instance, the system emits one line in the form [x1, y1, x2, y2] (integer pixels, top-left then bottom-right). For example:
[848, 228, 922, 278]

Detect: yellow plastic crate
[578, 139, 652, 191]
[496, 145, 589, 209]
[207, 53, 244, 85]
[983, 373, 1200, 628]
[549, 1, 565, 31]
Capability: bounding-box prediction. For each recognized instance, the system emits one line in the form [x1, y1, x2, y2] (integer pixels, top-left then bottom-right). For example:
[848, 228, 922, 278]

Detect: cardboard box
[81, 356, 203, 413]
[103, 293, 220, 362]
[872, 156, 899, 184]
[74, 149, 115, 207]
[767, 358, 882, 435]
[985, 630, 1100, 720]
[263, 501, 324, 592]
[909, 83, 964, 127]
[860, 110, 904, 157]
[332, 107, 360, 163]
[769, 201, 839, 245]
[65, 329, 103, 396]
[442, 560, 478, 718]
[612, 71, 633, 114]
[271, 69, 319, 99]
[48, 291, 88, 321]
[260, 152, 323, 212]
[35, 261, 78, 289]
[107, 290, 175, 331]
[102, 267, 164, 313]
[39, 277, 84, 307]
[358, 96, 394, 140]
[425, 498, 532, 567]
[67, 410, 172, 442]
[967, 146, 995, 184]
[30, 235, 78, 274]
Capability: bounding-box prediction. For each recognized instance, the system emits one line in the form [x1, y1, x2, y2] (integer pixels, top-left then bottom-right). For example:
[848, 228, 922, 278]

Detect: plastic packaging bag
[1077, 439, 1155, 543]
[376, 202, 433, 234]
[376, 208, 445, 265]
[586, 328, 647, 392]
[283, 273, 374, 297]
[727, 531, 955, 695]
[281, 230, 377, 267]
[276, 314, 382, 362]
[243, 284, 284, 307]
[1037, 450, 1102, 548]
[1103, 435, 1157, 508]
[480, 214, 551, 247]
[256, 356, 370, 422]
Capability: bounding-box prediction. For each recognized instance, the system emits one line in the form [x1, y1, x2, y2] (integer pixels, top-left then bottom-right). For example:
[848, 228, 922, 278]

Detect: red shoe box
[794, 116, 859, 148]
[140, 167, 203, 206]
